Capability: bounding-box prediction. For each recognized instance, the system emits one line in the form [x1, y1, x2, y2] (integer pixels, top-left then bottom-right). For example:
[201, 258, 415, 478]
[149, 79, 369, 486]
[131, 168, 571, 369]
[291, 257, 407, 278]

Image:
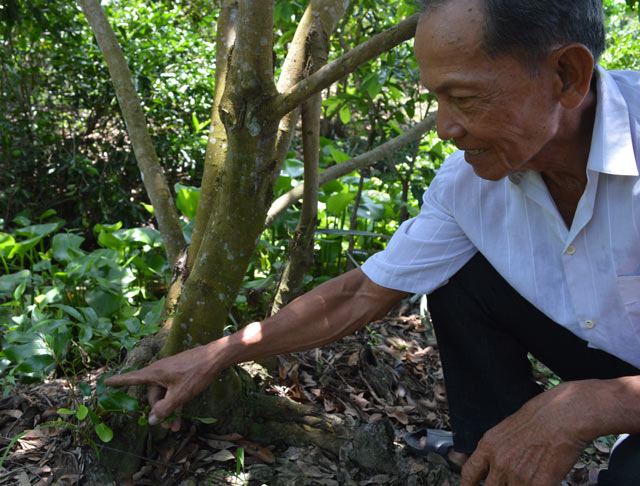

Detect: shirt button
[585, 320, 595, 329]
[566, 245, 576, 255]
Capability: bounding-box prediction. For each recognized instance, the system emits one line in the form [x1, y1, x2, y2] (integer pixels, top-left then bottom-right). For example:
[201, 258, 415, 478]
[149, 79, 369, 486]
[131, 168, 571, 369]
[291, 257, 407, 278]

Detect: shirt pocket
[615, 275, 640, 322]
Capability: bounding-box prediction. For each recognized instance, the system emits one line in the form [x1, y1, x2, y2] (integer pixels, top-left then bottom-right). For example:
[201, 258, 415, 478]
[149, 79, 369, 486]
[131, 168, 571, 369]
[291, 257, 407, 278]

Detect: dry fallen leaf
[18, 471, 31, 486]
[210, 449, 235, 462]
[0, 409, 23, 420]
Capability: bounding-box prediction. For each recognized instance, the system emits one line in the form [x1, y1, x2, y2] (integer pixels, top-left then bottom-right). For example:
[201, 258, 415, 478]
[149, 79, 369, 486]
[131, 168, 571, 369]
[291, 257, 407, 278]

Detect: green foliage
[0, 212, 168, 390]
[0, 0, 216, 231]
[602, 0, 640, 70]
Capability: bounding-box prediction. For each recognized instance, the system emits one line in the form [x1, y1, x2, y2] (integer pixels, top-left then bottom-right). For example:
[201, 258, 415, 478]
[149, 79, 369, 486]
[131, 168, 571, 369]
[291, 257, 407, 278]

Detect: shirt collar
[587, 65, 638, 176]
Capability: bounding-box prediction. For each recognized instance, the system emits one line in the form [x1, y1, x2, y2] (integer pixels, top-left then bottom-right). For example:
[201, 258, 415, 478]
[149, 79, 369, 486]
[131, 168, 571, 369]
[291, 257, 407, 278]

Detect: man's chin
[471, 165, 505, 181]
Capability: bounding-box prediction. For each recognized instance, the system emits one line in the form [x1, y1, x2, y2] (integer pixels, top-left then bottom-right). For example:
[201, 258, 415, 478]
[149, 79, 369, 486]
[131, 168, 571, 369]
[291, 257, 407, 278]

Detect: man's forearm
[202, 268, 408, 376]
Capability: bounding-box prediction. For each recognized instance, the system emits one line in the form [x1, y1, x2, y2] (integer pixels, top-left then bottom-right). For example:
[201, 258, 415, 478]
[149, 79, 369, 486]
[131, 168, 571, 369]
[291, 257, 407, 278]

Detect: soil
[0, 298, 611, 485]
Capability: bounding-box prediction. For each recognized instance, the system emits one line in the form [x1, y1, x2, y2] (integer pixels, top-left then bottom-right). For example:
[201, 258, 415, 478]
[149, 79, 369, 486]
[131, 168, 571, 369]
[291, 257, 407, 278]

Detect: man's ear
[548, 43, 595, 109]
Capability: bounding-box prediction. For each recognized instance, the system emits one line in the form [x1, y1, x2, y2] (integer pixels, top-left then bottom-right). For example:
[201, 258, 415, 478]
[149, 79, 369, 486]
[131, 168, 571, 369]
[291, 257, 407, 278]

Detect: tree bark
[187, 0, 237, 272]
[160, 0, 281, 356]
[270, 94, 322, 314]
[77, 0, 186, 267]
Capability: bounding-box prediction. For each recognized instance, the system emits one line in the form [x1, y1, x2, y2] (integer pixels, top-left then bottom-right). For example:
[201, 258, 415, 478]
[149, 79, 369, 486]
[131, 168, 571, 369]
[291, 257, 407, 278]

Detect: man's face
[414, 0, 562, 181]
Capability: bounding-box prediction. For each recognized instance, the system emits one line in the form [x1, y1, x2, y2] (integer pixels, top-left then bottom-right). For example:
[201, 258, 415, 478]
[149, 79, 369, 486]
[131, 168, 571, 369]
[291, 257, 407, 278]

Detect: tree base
[98, 365, 453, 483]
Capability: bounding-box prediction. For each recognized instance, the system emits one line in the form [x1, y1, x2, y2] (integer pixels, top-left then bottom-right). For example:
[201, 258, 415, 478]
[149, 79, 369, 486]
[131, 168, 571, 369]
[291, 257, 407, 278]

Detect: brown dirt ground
[0, 298, 611, 485]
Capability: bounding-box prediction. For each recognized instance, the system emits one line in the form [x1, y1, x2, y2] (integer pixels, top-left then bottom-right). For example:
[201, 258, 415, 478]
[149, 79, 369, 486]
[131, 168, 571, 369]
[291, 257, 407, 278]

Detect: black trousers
[427, 253, 640, 484]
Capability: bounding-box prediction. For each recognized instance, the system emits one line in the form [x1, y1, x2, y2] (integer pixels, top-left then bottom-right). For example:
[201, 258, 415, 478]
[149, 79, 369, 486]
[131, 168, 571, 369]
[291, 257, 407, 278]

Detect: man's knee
[598, 434, 640, 485]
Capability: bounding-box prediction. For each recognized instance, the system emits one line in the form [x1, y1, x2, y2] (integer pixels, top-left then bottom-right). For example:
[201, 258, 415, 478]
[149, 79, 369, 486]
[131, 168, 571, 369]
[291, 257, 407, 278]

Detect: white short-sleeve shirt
[362, 66, 640, 369]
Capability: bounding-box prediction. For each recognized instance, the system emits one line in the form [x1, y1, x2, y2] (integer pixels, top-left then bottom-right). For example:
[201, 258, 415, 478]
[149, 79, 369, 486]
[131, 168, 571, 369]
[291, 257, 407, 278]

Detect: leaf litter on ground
[0, 297, 612, 485]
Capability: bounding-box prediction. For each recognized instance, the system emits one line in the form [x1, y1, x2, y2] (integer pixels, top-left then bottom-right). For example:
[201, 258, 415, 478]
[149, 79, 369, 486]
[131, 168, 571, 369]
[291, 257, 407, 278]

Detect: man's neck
[541, 80, 597, 228]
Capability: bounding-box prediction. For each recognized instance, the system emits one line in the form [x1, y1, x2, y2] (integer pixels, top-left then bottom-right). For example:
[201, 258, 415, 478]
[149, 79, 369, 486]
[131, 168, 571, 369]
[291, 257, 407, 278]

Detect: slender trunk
[269, 0, 348, 312]
[78, 0, 185, 266]
[345, 174, 364, 271]
[270, 93, 321, 314]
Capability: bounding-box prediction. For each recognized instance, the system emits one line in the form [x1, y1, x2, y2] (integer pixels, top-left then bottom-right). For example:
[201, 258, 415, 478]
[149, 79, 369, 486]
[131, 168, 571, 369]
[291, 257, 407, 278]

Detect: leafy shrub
[0, 210, 169, 392]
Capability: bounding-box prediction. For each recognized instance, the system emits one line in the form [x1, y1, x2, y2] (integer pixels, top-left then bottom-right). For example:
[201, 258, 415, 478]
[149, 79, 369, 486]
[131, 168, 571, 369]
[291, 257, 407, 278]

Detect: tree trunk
[270, 94, 322, 314]
[89, 1, 432, 478]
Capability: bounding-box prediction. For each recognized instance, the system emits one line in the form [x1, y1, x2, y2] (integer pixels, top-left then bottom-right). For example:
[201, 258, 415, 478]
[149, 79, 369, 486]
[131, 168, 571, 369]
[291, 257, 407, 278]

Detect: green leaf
[143, 298, 165, 327]
[362, 73, 382, 99]
[14, 222, 60, 238]
[57, 408, 75, 416]
[52, 304, 85, 322]
[39, 209, 57, 221]
[281, 158, 304, 178]
[52, 233, 85, 263]
[76, 405, 89, 421]
[122, 317, 141, 334]
[15, 354, 55, 374]
[339, 105, 351, 125]
[190, 416, 216, 424]
[98, 231, 125, 251]
[7, 236, 42, 259]
[13, 279, 26, 301]
[99, 391, 140, 412]
[77, 382, 91, 397]
[93, 222, 123, 233]
[95, 423, 113, 443]
[12, 215, 31, 227]
[328, 145, 351, 164]
[78, 324, 93, 343]
[0, 233, 15, 253]
[174, 183, 200, 220]
[88, 408, 99, 425]
[141, 202, 155, 215]
[116, 227, 162, 247]
[326, 192, 356, 215]
[85, 289, 121, 318]
[2, 341, 50, 363]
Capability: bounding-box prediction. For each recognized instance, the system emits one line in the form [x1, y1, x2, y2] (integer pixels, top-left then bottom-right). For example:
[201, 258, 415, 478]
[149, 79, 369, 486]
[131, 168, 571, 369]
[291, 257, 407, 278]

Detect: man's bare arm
[105, 268, 408, 426]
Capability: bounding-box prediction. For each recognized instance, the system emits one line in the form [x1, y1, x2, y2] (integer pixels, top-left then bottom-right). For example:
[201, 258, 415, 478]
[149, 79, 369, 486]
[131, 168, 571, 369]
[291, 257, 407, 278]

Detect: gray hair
[416, 0, 605, 69]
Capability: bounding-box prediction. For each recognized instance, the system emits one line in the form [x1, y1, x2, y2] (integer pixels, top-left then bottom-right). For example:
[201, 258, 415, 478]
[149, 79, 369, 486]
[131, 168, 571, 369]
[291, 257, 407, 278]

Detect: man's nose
[436, 102, 466, 141]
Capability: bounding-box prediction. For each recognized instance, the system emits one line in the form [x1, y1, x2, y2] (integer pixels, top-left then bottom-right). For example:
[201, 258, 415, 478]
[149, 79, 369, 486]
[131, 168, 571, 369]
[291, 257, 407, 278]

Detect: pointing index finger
[104, 368, 155, 387]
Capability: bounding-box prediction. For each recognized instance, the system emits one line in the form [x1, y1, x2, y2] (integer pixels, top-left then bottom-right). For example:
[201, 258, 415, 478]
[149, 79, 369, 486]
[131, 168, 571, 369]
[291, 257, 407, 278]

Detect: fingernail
[149, 412, 160, 425]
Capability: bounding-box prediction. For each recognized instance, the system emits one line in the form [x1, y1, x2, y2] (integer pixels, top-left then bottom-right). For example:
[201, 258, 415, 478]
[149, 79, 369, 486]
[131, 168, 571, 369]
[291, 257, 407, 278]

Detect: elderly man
[107, 0, 640, 484]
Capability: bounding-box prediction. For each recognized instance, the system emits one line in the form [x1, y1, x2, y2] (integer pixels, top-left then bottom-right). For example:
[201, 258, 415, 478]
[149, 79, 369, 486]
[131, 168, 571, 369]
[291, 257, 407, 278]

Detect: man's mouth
[466, 149, 485, 155]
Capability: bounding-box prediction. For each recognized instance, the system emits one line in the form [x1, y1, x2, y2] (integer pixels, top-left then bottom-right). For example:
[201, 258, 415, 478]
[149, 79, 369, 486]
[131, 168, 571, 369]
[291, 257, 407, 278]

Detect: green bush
[0, 210, 168, 392]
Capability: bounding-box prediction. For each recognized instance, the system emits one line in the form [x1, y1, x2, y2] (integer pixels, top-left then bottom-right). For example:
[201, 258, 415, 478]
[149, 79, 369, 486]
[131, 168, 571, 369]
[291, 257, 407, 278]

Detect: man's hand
[461, 381, 593, 486]
[104, 344, 220, 431]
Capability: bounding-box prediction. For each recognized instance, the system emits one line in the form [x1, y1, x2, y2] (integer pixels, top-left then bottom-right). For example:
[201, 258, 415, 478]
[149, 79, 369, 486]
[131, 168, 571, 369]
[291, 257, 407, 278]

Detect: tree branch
[77, 0, 186, 266]
[265, 14, 419, 121]
[265, 112, 436, 227]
